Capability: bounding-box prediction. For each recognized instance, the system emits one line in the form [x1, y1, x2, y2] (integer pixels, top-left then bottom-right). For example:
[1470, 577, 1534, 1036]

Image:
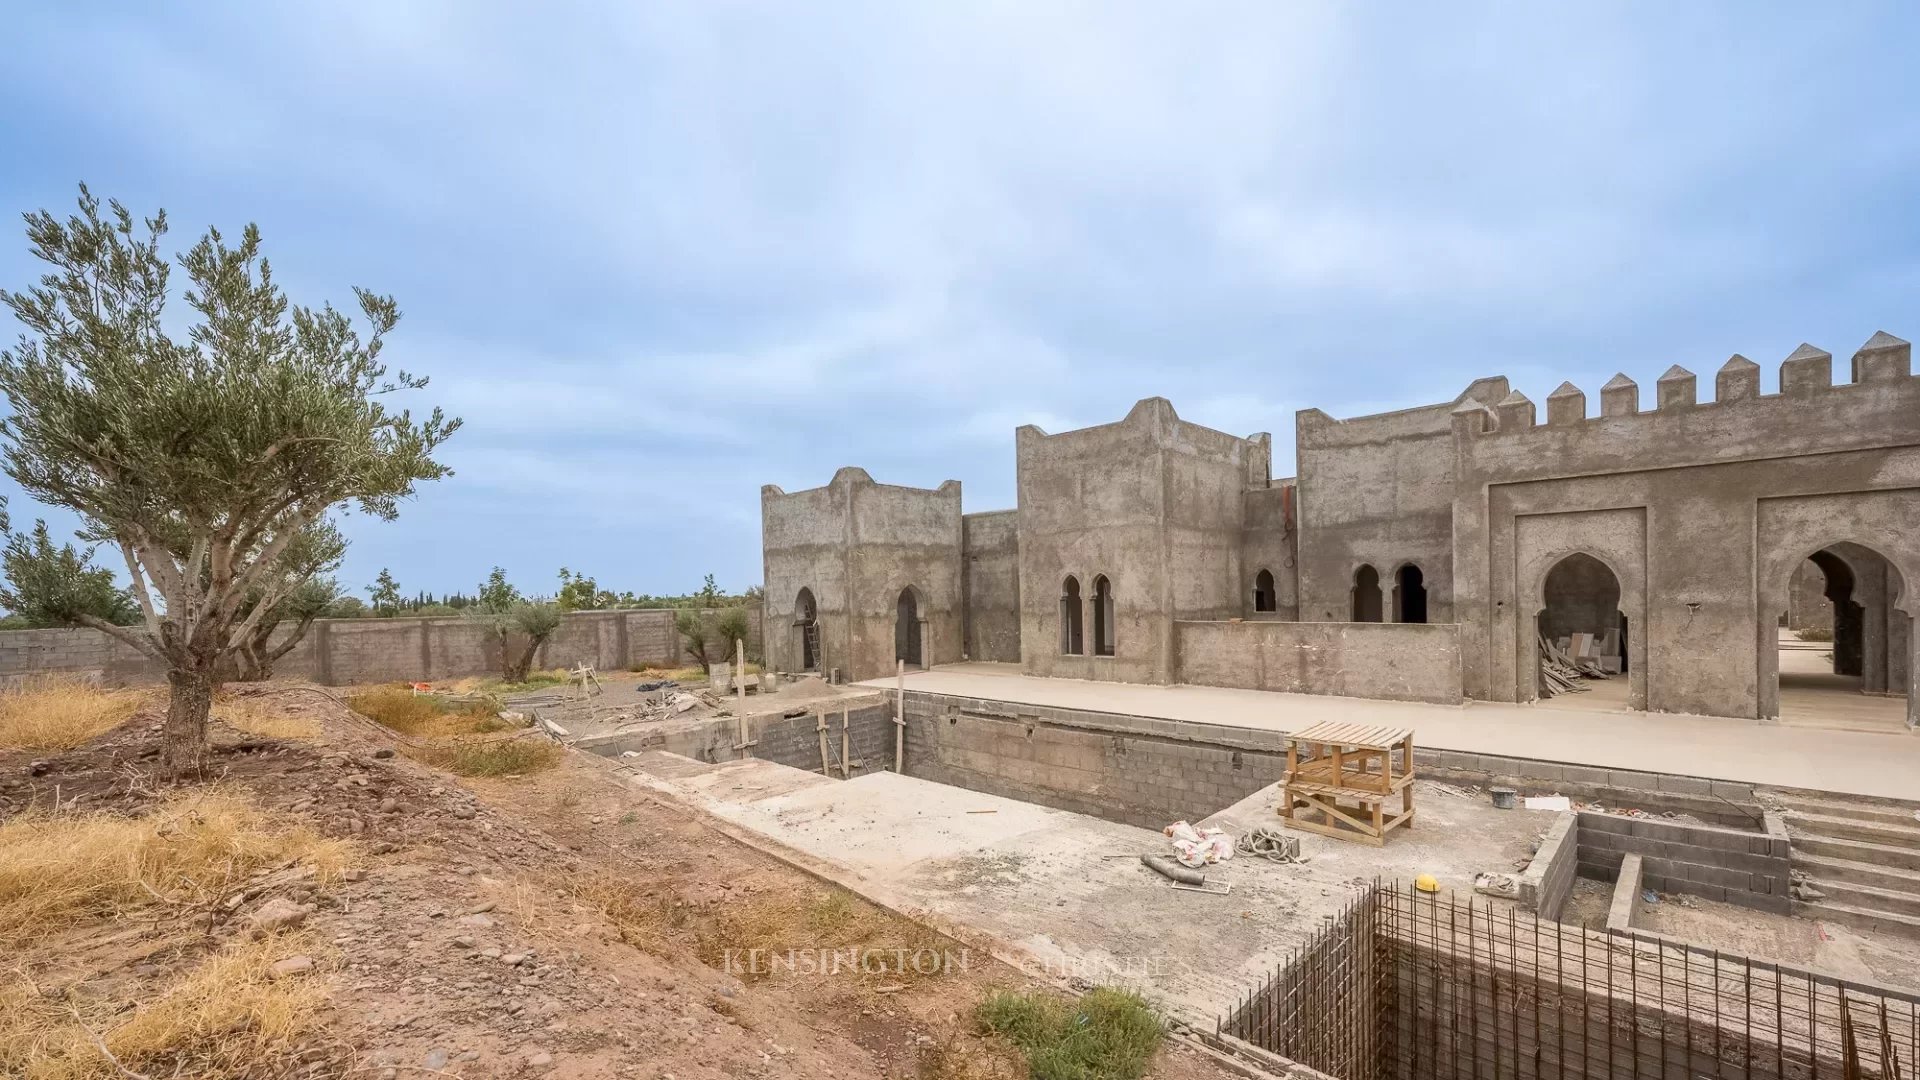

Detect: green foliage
[0, 185, 458, 767]
[715, 607, 751, 660]
[476, 566, 520, 612]
[975, 988, 1163, 1080]
[366, 568, 402, 615]
[556, 566, 619, 611]
[1795, 626, 1834, 643]
[674, 608, 710, 669]
[464, 568, 560, 682]
[325, 595, 367, 618]
[0, 512, 139, 628]
[697, 573, 719, 606]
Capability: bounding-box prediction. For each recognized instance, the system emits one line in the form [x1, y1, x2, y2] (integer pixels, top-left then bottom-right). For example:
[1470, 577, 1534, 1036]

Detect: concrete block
[1560, 765, 1610, 785]
[1656, 774, 1714, 797]
[1607, 769, 1661, 791]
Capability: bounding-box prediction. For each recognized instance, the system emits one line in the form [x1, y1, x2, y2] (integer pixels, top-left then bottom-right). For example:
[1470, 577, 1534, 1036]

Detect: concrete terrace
[860, 663, 1920, 801]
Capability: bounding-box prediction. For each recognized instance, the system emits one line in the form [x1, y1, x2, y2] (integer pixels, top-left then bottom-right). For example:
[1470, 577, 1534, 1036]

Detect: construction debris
[1538, 632, 1619, 696]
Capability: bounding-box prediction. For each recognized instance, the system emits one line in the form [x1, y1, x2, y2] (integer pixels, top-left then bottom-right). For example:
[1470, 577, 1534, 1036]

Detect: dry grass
[447, 669, 573, 695]
[212, 697, 319, 740]
[408, 735, 562, 777]
[695, 885, 958, 985]
[500, 863, 681, 950]
[0, 935, 331, 1079]
[0, 790, 355, 947]
[347, 686, 515, 737]
[0, 676, 142, 751]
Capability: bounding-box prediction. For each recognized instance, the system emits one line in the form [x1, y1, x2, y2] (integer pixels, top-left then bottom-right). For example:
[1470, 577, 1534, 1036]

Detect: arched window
[1253, 569, 1277, 613]
[1059, 576, 1084, 655]
[1392, 565, 1427, 624]
[895, 586, 923, 668]
[1351, 565, 1382, 622]
[794, 587, 819, 671]
[1092, 575, 1115, 656]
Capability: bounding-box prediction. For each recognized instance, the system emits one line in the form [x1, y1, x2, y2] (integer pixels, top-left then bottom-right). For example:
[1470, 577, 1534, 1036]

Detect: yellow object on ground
[1414, 873, 1440, 893]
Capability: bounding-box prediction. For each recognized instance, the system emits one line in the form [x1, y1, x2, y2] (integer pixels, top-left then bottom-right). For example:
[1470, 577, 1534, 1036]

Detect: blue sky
[2, 3, 1917, 599]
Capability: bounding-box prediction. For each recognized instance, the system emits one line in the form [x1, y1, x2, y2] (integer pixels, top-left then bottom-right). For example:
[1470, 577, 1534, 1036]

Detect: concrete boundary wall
[1174, 620, 1464, 705]
[1574, 810, 1792, 914]
[574, 697, 894, 777]
[0, 606, 763, 688]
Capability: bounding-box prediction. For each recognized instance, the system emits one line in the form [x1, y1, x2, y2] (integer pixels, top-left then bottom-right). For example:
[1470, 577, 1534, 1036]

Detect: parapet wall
[1173, 620, 1464, 705]
[0, 605, 762, 687]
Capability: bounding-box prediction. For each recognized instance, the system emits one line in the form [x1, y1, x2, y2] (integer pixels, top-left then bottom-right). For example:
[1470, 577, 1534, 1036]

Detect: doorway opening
[794, 587, 819, 672]
[1773, 545, 1909, 731]
[895, 586, 924, 670]
[1536, 553, 1632, 710]
[1351, 565, 1382, 622]
[1392, 564, 1428, 624]
[1253, 569, 1277, 614]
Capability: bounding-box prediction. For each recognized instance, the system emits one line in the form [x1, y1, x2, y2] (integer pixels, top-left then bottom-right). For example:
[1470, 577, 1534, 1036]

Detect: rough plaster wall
[1174, 620, 1464, 704]
[761, 481, 850, 675]
[1295, 379, 1507, 625]
[1240, 483, 1298, 620]
[1016, 398, 1253, 685]
[1785, 559, 1832, 630]
[1509, 511, 1647, 708]
[961, 510, 1021, 662]
[1455, 359, 1920, 722]
[844, 475, 964, 680]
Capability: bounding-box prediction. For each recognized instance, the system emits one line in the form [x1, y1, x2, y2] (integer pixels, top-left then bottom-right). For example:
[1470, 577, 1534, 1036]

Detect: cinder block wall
[1573, 810, 1791, 914]
[0, 605, 763, 688]
[899, 689, 1288, 828]
[577, 699, 894, 777]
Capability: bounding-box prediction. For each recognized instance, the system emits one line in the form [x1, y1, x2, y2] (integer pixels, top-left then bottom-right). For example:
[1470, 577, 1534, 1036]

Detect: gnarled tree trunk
[163, 665, 217, 776]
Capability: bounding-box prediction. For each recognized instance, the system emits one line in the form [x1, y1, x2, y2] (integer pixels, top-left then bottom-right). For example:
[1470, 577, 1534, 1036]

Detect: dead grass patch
[408, 736, 562, 777]
[347, 686, 514, 737]
[0, 790, 354, 947]
[212, 698, 319, 740]
[696, 885, 959, 986]
[1, 934, 330, 1079]
[0, 676, 141, 751]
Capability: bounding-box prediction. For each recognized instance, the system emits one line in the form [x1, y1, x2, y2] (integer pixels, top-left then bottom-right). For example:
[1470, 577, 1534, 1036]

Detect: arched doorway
[1392, 564, 1428, 624]
[1060, 576, 1084, 655]
[793, 587, 819, 671]
[895, 586, 924, 670]
[1769, 544, 1909, 731]
[1351, 565, 1382, 622]
[1252, 569, 1276, 614]
[1536, 553, 1632, 709]
[1092, 575, 1115, 656]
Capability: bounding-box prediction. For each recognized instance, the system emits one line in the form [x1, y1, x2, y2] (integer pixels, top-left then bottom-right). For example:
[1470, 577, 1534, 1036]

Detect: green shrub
[976, 988, 1163, 1080]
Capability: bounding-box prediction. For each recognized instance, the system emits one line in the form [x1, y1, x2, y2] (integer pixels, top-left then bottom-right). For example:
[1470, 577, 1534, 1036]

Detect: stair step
[1794, 852, 1920, 894]
[1803, 878, 1920, 919]
[1784, 810, 1920, 849]
[1793, 899, 1920, 941]
[1770, 795, 1920, 829]
[1793, 833, 1920, 873]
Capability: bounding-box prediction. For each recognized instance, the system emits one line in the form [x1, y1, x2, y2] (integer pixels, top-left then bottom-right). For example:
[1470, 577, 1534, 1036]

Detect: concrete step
[1793, 833, 1920, 873]
[1802, 878, 1920, 919]
[1795, 852, 1920, 895]
[1784, 810, 1920, 850]
[1771, 794, 1920, 829]
[1793, 898, 1920, 941]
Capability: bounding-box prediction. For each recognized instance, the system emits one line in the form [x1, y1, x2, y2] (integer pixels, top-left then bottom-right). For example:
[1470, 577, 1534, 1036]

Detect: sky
[2, 3, 1917, 600]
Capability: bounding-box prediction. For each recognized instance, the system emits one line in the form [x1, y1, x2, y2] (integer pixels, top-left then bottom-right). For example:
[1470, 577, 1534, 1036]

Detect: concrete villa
[762, 331, 1920, 729]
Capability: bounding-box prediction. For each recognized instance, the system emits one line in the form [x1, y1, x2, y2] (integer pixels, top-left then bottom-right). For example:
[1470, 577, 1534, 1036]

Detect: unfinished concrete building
[761, 332, 1919, 727]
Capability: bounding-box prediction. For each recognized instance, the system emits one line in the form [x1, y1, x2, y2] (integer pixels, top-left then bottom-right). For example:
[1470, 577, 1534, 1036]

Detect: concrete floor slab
[861, 663, 1920, 799]
[633, 754, 1559, 1021]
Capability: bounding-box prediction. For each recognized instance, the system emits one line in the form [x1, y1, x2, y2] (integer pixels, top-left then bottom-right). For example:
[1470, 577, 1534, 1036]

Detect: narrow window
[1060, 576, 1084, 655]
[1092, 575, 1115, 656]
[1253, 569, 1276, 613]
[1351, 565, 1382, 622]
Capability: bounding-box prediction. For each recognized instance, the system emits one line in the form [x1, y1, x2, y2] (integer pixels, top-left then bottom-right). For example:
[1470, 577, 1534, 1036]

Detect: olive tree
[0, 187, 458, 772]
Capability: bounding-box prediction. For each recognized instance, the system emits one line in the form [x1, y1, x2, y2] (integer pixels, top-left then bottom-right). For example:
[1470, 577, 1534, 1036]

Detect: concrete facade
[762, 330, 1919, 724]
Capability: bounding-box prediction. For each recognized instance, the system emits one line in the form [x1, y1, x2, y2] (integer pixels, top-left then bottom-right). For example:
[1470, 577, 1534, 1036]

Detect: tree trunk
[505, 636, 541, 683]
[162, 665, 216, 777]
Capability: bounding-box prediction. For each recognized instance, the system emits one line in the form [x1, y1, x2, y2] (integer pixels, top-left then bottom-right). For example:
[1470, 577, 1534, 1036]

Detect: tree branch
[118, 541, 166, 643]
[73, 613, 168, 664]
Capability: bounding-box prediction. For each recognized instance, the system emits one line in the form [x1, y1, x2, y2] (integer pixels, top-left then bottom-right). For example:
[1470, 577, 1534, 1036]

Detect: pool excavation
[546, 674, 1920, 1080]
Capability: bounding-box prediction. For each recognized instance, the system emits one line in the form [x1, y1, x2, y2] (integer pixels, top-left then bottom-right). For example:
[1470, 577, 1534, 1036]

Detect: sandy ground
[863, 662, 1920, 799]
[626, 755, 1562, 1023]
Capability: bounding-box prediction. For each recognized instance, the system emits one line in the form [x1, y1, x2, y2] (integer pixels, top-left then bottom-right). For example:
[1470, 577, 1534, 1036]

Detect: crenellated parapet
[1452, 332, 1915, 447]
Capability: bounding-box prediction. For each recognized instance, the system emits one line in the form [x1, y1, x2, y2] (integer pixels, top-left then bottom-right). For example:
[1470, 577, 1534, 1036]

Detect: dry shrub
[0, 790, 354, 947]
[0, 675, 141, 751]
[0, 935, 330, 1079]
[501, 864, 680, 950]
[212, 698, 319, 740]
[347, 686, 512, 737]
[409, 736, 561, 777]
[696, 885, 958, 985]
